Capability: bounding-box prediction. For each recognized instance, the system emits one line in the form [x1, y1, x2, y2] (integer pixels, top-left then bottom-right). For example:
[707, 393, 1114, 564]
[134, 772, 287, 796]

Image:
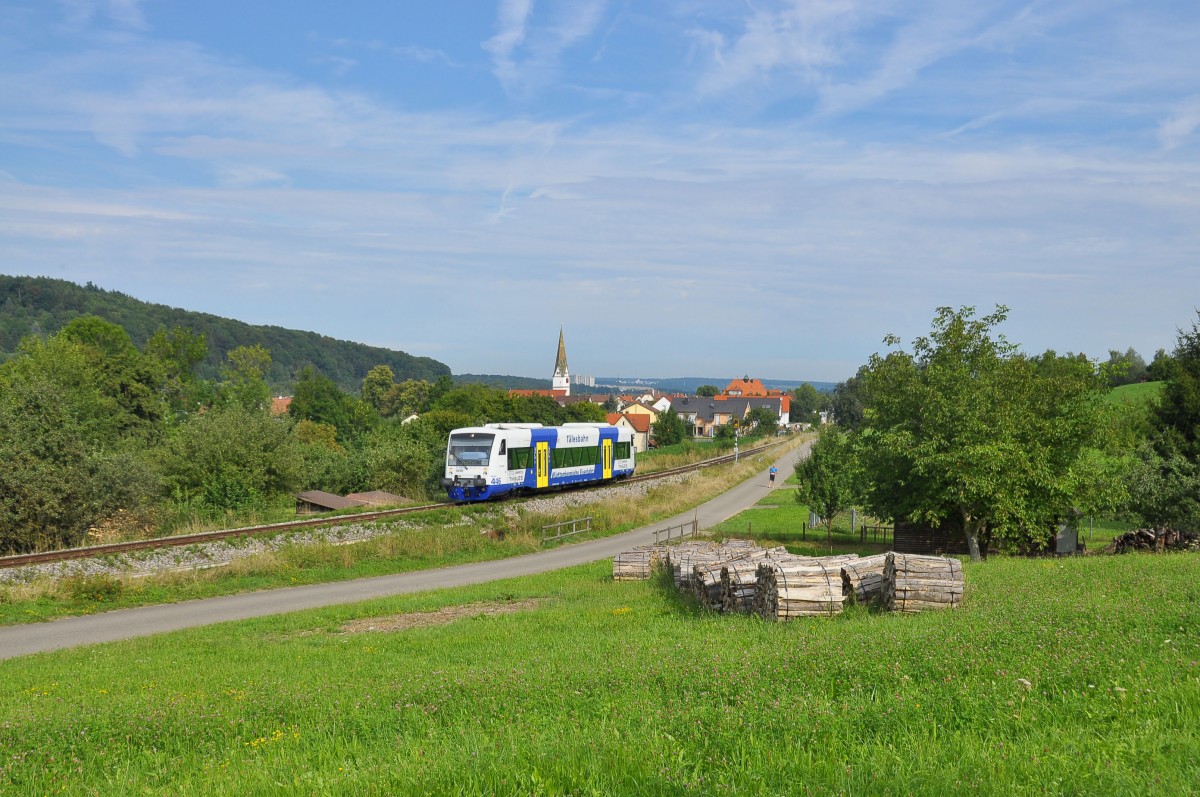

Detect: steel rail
[0, 439, 786, 570]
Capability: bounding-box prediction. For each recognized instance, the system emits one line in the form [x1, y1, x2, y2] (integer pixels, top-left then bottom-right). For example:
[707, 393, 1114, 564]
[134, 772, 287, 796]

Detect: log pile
[1111, 527, 1200, 554]
[755, 560, 847, 619]
[720, 559, 763, 614]
[613, 540, 967, 619]
[612, 544, 668, 580]
[840, 553, 891, 606]
[882, 552, 964, 613]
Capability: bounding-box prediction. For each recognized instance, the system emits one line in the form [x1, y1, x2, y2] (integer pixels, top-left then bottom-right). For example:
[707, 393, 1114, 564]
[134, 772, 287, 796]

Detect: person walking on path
[768, 465, 777, 488]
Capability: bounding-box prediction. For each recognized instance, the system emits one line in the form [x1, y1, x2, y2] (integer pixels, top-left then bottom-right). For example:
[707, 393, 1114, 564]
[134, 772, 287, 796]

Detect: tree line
[795, 306, 1199, 559]
[0, 317, 604, 554]
[0, 275, 450, 391]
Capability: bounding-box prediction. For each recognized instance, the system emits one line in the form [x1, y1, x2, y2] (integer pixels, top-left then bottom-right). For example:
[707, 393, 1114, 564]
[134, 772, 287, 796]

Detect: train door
[535, 441, 550, 489]
[602, 438, 613, 479]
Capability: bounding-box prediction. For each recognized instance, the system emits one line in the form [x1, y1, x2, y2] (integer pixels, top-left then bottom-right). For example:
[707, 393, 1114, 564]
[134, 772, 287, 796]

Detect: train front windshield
[447, 433, 495, 467]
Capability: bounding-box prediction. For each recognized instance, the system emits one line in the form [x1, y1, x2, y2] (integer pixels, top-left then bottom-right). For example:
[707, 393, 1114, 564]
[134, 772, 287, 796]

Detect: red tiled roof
[271, 396, 293, 415]
[509, 389, 568, 398]
[623, 414, 652, 433]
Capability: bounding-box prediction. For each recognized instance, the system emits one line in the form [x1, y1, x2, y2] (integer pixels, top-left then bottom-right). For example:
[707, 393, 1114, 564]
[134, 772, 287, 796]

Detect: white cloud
[484, 0, 535, 91]
[58, 0, 148, 31]
[1160, 96, 1200, 150]
[484, 0, 608, 96]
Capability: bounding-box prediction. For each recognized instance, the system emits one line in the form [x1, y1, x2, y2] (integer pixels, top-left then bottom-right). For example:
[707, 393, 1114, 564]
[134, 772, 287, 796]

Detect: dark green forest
[0, 276, 449, 392]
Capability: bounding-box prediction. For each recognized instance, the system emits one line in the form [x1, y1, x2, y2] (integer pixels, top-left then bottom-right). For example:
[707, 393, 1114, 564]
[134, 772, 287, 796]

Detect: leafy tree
[361, 365, 395, 412]
[1146, 348, 1175, 382]
[602, 395, 619, 413]
[219, 344, 272, 411]
[145, 326, 211, 416]
[0, 334, 157, 551]
[1103, 347, 1148, 387]
[59, 316, 167, 437]
[829, 372, 866, 430]
[379, 378, 433, 419]
[1153, 311, 1200, 461]
[159, 405, 303, 514]
[289, 365, 376, 445]
[1129, 312, 1200, 530]
[744, 406, 780, 437]
[566, 401, 606, 422]
[652, 409, 688, 447]
[293, 419, 344, 453]
[794, 427, 858, 550]
[696, 384, 720, 397]
[856, 306, 1109, 560]
[791, 383, 829, 426]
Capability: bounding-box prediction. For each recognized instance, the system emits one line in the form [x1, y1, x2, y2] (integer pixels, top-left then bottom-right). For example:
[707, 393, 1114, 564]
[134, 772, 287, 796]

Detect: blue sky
[1, 0, 1198, 383]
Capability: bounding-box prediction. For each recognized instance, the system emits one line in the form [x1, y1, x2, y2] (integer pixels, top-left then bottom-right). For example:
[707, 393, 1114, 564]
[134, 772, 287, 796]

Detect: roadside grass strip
[1, 554, 1198, 795]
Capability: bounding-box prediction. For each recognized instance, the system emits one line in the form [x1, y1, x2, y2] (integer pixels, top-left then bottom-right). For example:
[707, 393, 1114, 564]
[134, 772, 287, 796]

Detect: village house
[607, 412, 652, 453]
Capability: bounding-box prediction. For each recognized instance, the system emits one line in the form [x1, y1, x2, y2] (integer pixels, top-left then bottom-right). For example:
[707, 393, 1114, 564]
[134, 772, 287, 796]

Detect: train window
[507, 447, 531, 470]
[448, 433, 495, 467]
[615, 442, 631, 459]
[498, 440, 507, 455]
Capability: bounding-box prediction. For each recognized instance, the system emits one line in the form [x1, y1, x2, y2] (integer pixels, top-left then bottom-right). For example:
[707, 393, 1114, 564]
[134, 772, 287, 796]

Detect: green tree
[652, 409, 688, 447]
[1153, 311, 1200, 461]
[1146, 348, 1175, 382]
[1103, 347, 1148, 387]
[1129, 311, 1200, 530]
[829, 372, 866, 430]
[220, 344, 272, 411]
[790, 383, 829, 426]
[145, 326, 211, 416]
[565, 401, 607, 423]
[744, 406, 780, 437]
[59, 316, 167, 437]
[696, 384, 720, 397]
[160, 405, 302, 514]
[0, 334, 158, 551]
[289, 366, 376, 445]
[794, 427, 858, 551]
[856, 306, 1109, 560]
[361, 365, 395, 412]
[379, 378, 433, 419]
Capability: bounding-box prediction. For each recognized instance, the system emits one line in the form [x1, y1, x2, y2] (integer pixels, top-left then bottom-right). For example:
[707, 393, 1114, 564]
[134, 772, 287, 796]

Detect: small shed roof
[345, 491, 406, 506]
[296, 490, 366, 511]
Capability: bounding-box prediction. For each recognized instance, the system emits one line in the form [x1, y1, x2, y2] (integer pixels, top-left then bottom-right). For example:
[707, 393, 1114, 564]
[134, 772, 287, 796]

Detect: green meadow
[2, 550, 1198, 795]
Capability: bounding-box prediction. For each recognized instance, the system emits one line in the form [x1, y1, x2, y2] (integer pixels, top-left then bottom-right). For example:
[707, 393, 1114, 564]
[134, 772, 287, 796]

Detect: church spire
[552, 326, 570, 396]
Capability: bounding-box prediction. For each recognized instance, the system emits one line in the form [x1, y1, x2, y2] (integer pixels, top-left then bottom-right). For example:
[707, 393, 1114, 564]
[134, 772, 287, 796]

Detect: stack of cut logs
[613, 539, 965, 620]
[840, 553, 891, 606]
[1111, 527, 1200, 554]
[882, 552, 964, 613]
[612, 544, 669, 580]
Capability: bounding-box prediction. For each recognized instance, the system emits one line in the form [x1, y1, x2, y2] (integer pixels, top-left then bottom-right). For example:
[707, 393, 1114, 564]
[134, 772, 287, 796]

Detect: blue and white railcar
[442, 422, 635, 501]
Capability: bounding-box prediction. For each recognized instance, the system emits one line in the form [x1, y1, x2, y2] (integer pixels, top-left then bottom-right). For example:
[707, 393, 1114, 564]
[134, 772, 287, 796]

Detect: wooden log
[883, 552, 965, 612]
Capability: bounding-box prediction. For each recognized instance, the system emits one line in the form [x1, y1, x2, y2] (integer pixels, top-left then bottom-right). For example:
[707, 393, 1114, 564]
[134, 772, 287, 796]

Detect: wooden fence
[541, 516, 592, 544]
[653, 519, 699, 545]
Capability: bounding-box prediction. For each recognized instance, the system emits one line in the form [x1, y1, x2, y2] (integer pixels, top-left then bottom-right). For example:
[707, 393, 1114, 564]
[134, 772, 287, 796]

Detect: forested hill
[0, 275, 450, 391]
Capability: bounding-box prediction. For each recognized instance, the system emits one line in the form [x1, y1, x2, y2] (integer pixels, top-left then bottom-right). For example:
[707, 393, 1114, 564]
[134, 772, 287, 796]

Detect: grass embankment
[0, 437, 803, 626]
[2, 551, 1197, 795]
[1106, 381, 1164, 406]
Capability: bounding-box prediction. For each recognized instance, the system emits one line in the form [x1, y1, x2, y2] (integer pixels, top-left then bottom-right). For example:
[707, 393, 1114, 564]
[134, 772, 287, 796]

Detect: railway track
[0, 440, 786, 571]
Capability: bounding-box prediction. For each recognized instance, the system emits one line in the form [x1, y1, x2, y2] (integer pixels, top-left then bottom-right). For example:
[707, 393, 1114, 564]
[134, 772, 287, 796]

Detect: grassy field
[1106, 381, 1164, 406]
[1, 551, 1197, 795]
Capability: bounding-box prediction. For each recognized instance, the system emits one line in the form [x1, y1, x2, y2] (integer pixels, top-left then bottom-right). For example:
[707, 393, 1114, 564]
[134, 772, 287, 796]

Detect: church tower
[552, 326, 570, 396]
